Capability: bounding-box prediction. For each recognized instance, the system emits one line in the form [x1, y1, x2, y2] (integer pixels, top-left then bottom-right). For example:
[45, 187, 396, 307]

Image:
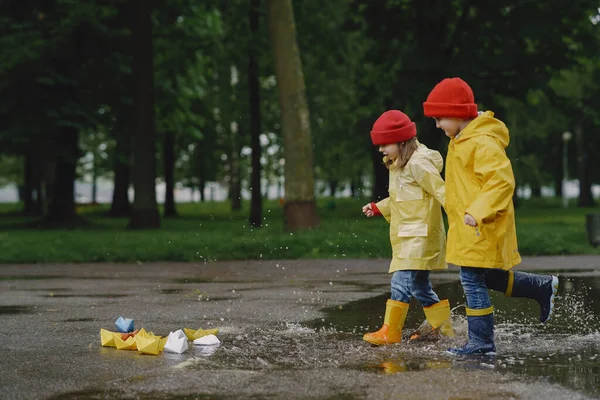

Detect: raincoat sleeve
[375, 197, 391, 223]
[408, 159, 446, 208]
[465, 137, 515, 226]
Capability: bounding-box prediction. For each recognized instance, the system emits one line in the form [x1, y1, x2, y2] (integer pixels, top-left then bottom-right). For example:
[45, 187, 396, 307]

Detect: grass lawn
[0, 197, 599, 263]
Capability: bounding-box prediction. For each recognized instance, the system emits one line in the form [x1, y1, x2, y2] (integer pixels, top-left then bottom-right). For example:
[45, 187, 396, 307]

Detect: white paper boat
[193, 334, 220, 346]
[164, 329, 189, 354]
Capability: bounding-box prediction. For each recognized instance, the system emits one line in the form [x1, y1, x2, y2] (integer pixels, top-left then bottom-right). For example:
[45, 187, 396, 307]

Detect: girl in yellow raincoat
[362, 110, 454, 346]
[423, 77, 559, 355]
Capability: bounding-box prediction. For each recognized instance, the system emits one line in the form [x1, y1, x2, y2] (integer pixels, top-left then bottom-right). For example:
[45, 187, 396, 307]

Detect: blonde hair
[385, 137, 418, 169]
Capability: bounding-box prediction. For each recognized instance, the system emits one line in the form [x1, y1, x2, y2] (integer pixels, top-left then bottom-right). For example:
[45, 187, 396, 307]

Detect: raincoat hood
[416, 143, 444, 173]
[457, 111, 510, 149]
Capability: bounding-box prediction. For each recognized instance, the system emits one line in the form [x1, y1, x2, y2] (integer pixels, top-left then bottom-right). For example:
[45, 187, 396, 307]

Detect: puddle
[41, 294, 128, 299]
[0, 275, 64, 281]
[35, 272, 593, 399]
[0, 305, 34, 315]
[169, 276, 598, 396]
[46, 389, 226, 400]
[172, 278, 264, 284]
[63, 318, 96, 322]
[158, 289, 182, 294]
[309, 276, 600, 396]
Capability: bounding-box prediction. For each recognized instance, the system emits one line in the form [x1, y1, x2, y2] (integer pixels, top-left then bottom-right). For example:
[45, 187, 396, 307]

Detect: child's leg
[448, 267, 495, 355]
[411, 271, 454, 337]
[484, 269, 558, 323]
[483, 269, 509, 293]
[362, 271, 411, 346]
[390, 270, 413, 303]
[409, 270, 439, 306]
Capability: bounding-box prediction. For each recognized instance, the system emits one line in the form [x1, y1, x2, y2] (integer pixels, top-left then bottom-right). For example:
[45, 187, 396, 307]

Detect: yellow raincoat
[375, 142, 447, 272]
[445, 111, 521, 270]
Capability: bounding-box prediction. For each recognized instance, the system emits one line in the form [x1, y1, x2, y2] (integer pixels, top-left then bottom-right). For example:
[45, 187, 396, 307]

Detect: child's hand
[464, 214, 477, 227]
[362, 203, 374, 217]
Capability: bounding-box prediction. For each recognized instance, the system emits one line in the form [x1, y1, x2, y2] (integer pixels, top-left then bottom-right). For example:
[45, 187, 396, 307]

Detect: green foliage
[0, 198, 598, 263]
[0, 156, 22, 187]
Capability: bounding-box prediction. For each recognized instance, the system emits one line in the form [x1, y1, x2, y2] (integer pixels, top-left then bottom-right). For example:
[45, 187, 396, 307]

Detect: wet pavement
[1, 255, 599, 399]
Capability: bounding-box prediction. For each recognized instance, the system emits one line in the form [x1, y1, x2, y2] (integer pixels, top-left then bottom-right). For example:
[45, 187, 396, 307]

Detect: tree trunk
[350, 180, 359, 198]
[230, 129, 242, 211]
[128, 0, 160, 228]
[35, 181, 47, 216]
[248, 0, 262, 228]
[109, 128, 132, 217]
[371, 146, 389, 201]
[575, 123, 595, 207]
[22, 152, 35, 214]
[91, 151, 98, 204]
[530, 183, 541, 198]
[554, 174, 563, 197]
[45, 127, 79, 225]
[329, 180, 338, 197]
[199, 179, 206, 202]
[267, 0, 319, 231]
[163, 131, 178, 217]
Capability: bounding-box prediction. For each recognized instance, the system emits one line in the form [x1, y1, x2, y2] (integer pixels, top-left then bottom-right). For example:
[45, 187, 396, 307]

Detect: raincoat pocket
[396, 183, 423, 202]
[395, 224, 429, 259]
[397, 223, 428, 237]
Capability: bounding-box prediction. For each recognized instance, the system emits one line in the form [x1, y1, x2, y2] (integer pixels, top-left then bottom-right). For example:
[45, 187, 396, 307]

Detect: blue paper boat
[115, 316, 135, 333]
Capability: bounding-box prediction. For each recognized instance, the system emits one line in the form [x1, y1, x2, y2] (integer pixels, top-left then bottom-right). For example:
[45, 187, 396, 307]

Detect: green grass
[0, 197, 599, 263]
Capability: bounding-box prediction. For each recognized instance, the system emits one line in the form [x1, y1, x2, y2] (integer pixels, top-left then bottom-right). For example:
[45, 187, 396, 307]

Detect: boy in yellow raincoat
[362, 110, 454, 346]
[423, 77, 559, 355]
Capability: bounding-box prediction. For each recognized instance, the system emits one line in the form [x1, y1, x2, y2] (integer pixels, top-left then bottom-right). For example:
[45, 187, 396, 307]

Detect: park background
[1, 0, 600, 263]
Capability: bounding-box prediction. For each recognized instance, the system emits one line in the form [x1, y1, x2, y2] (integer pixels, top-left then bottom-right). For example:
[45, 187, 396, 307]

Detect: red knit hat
[370, 110, 416, 145]
[423, 77, 478, 119]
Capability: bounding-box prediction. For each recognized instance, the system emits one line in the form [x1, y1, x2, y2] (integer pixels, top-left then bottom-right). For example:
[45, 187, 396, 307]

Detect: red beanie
[423, 77, 478, 119]
[370, 110, 416, 145]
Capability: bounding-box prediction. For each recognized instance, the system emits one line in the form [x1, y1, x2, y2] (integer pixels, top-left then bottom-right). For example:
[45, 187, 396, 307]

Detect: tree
[248, 0, 262, 227]
[267, 0, 319, 230]
[353, 0, 600, 199]
[128, 0, 160, 228]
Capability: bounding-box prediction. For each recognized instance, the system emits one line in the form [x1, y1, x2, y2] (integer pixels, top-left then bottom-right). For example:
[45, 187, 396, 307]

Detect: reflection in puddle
[0, 305, 34, 315]
[0, 275, 64, 281]
[158, 288, 181, 294]
[370, 358, 452, 374]
[41, 294, 128, 298]
[73, 275, 598, 397]
[63, 317, 95, 322]
[310, 276, 600, 396]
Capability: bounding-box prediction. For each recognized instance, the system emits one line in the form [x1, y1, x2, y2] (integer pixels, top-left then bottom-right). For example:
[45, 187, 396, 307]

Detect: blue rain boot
[507, 271, 559, 323]
[448, 307, 495, 356]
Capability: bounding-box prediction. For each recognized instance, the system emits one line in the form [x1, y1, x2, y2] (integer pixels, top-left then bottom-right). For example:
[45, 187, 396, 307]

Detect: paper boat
[184, 327, 219, 340]
[193, 334, 220, 346]
[115, 316, 135, 333]
[100, 329, 117, 347]
[164, 330, 189, 354]
[120, 329, 139, 340]
[114, 333, 137, 350]
[135, 328, 167, 355]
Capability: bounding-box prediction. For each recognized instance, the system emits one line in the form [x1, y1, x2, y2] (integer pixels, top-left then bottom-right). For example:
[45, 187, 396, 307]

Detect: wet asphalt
[1, 255, 600, 400]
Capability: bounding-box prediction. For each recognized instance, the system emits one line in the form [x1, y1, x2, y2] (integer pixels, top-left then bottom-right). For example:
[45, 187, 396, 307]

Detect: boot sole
[446, 349, 496, 356]
[363, 337, 395, 346]
[542, 275, 559, 324]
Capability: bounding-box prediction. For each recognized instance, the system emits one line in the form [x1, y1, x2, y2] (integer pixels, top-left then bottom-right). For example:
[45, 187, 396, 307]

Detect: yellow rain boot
[363, 299, 409, 346]
[423, 299, 454, 337]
